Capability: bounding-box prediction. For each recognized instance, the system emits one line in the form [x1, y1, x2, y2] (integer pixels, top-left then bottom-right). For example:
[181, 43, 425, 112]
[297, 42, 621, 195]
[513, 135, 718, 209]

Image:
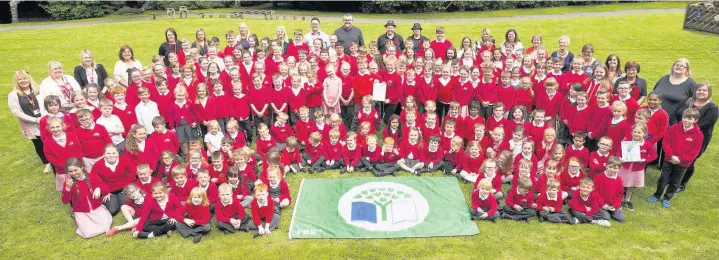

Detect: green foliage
[146, 1, 236, 11]
[40, 0, 122, 21]
[359, 0, 613, 13]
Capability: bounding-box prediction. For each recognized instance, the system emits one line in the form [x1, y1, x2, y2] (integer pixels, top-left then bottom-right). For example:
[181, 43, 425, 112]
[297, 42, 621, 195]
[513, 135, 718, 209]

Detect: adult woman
[500, 29, 523, 53]
[192, 28, 208, 56]
[39, 61, 81, 112]
[653, 58, 699, 125]
[551, 35, 574, 73]
[159, 28, 180, 66]
[614, 61, 647, 104]
[73, 50, 109, 92]
[675, 83, 717, 192]
[456, 37, 473, 59]
[579, 44, 601, 77]
[113, 45, 143, 87]
[275, 25, 289, 53]
[8, 70, 51, 173]
[604, 54, 624, 84]
[525, 34, 542, 57]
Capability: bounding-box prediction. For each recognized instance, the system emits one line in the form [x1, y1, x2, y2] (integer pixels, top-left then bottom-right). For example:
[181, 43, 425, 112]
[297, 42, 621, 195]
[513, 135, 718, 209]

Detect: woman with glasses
[8, 70, 52, 173]
[579, 44, 601, 77]
[550, 35, 574, 73]
[674, 83, 717, 193]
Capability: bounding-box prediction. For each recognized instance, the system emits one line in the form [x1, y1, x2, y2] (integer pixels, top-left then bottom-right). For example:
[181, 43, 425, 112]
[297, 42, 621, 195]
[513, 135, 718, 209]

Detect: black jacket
[73, 64, 109, 91]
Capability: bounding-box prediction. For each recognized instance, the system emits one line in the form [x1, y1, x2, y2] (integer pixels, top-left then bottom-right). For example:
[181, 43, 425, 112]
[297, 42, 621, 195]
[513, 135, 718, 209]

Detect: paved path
[0, 8, 684, 32]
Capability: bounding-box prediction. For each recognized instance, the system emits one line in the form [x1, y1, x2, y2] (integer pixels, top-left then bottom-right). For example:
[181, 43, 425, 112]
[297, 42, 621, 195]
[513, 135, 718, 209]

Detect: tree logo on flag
[338, 182, 429, 232]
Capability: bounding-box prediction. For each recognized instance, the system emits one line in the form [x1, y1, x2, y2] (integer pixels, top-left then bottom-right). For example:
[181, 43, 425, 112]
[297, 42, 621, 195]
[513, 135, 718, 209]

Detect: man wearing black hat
[407, 22, 430, 53]
[377, 20, 404, 54]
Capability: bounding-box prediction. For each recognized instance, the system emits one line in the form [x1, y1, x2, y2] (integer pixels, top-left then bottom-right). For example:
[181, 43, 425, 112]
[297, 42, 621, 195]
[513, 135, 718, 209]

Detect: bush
[358, 0, 612, 13]
[40, 0, 123, 21]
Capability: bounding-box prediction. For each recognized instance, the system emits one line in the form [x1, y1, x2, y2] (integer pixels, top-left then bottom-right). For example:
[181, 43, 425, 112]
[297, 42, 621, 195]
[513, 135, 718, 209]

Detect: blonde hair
[477, 178, 492, 190]
[187, 187, 210, 206]
[12, 70, 40, 96]
[80, 50, 97, 69]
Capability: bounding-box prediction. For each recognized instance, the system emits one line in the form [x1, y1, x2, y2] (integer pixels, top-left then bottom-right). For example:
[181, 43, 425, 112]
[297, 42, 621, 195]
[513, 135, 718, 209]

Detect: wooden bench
[166, 8, 175, 18]
[237, 9, 275, 20]
[178, 6, 189, 19]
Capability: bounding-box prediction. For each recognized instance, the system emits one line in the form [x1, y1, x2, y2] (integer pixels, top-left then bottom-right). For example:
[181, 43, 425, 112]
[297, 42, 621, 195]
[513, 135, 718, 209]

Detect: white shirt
[304, 30, 330, 49]
[105, 159, 119, 171]
[204, 131, 224, 155]
[113, 60, 143, 83]
[96, 115, 125, 145]
[157, 195, 169, 219]
[52, 133, 67, 147]
[38, 75, 81, 111]
[135, 100, 160, 134]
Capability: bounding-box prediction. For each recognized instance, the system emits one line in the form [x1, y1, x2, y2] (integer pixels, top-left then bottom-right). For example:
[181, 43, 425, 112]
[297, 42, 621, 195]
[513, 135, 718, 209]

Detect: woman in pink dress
[322, 65, 342, 116]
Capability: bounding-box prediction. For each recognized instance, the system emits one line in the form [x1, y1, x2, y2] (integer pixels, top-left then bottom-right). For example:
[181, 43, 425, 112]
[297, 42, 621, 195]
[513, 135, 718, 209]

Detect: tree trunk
[10, 0, 21, 23]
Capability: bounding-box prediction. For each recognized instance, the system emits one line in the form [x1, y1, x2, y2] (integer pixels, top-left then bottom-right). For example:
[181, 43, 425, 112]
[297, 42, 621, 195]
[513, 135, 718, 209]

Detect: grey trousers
[539, 211, 570, 223]
[176, 223, 211, 238]
[216, 214, 257, 233]
[599, 208, 626, 222]
[570, 210, 606, 223]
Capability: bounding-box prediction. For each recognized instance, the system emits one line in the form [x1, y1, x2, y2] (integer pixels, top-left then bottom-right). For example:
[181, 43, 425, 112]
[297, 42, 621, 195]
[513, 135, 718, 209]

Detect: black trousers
[341, 101, 356, 131]
[539, 211, 570, 223]
[570, 210, 605, 223]
[142, 219, 175, 236]
[654, 162, 688, 201]
[382, 103, 399, 125]
[31, 137, 49, 164]
[216, 214, 257, 232]
[479, 104, 494, 119]
[237, 119, 253, 145]
[103, 191, 126, 216]
[681, 143, 708, 186]
[501, 205, 536, 220]
[301, 153, 326, 171]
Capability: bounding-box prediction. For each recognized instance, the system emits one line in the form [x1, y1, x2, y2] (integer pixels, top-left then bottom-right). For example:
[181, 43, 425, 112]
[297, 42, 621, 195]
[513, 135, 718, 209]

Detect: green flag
[289, 177, 479, 239]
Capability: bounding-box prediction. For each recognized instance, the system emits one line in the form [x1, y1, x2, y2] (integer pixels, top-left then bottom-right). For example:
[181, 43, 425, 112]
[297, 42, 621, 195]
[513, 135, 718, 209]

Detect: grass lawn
[1, 11, 719, 259]
[0, 2, 687, 27]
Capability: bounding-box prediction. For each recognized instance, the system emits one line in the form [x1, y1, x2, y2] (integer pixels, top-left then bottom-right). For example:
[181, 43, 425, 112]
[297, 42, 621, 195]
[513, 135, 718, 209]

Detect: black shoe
[339, 168, 346, 174]
[193, 234, 202, 244]
[676, 184, 686, 193]
[389, 171, 397, 177]
[166, 230, 173, 238]
[414, 169, 421, 176]
[537, 216, 544, 223]
[625, 201, 635, 211]
[308, 168, 314, 174]
[373, 170, 383, 177]
[223, 230, 230, 235]
[253, 232, 260, 238]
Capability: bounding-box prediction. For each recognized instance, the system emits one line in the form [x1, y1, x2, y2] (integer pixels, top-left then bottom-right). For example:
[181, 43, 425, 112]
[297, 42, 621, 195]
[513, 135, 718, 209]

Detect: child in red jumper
[196, 169, 219, 207]
[133, 182, 182, 239]
[617, 123, 657, 211]
[355, 95, 380, 133]
[251, 183, 280, 237]
[249, 73, 271, 128]
[62, 157, 112, 238]
[561, 158, 586, 199]
[501, 178, 536, 222]
[323, 129, 345, 170]
[215, 183, 256, 234]
[471, 179, 500, 221]
[44, 117, 83, 191]
[175, 187, 212, 243]
[593, 156, 625, 222]
[588, 136, 613, 179]
[476, 159, 504, 199]
[124, 124, 160, 172]
[535, 77, 562, 127]
[374, 137, 401, 177]
[168, 86, 198, 156]
[566, 92, 592, 136]
[485, 102, 509, 138]
[294, 107, 313, 148]
[281, 137, 303, 174]
[458, 140, 485, 183]
[270, 112, 293, 150]
[255, 123, 276, 161]
[569, 178, 610, 226]
[383, 115, 402, 141]
[587, 90, 612, 150]
[149, 116, 180, 154]
[440, 118, 458, 152]
[264, 167, 292, 209]
[476, 66, 497, 118]
[303, 132, 326, 174]
[611, 81, 639, 124]
[397, 127, 425, 175]
[525, 109, 549, 146]
[209, 152, 228, 184]
[75, 109, 112, 170]
[171, 166, 199, 202]
[536, 179, 570, 223]
[648, 108, 703, 208]
[605, 101, 632, 155]
[566, 132, 590, 168]
[342, 132, 363, 174]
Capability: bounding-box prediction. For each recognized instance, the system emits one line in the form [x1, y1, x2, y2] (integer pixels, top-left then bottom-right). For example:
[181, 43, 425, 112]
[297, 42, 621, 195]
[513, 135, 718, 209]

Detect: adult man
[334, 13, 364, 54]
[407, 23, 430, 53]
[304, 17, 330, 50]
[377, 20, 404, 54]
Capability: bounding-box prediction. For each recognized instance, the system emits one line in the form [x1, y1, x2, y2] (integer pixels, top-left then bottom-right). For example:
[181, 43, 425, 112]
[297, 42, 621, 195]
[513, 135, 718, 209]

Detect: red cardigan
[215, 197, 246, 223]
[569, 190, 600, 215]
[662, 123, 704, 167]
[61, 174, 108, 213]
[182, 204, 211, 225]
[74, 124, 112, 158]
[251, 196, 276, 226]
[44, 133, 83, 175]
[90, 157, 136, 192]
[125, 139, 161, 171]
[471, 190, 498, 217]
[136, 194, 184, 230]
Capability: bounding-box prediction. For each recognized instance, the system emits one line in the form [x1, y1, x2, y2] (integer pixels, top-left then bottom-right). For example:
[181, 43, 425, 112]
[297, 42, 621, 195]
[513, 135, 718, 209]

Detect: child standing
[176, 187, 212, 243]
[95, 99, 125, 152]
[588, 136, 613, 179]
[471, 179, 500, 221]
[75, 109, 112, 170]
[44, 117, 83, 191]
[62, 157, 112, 238]
[618, 124, 657, 211]
[135, 87, 160, 134]
[168, 86, 198, 156]
[565, 132, 590, 168]
[648, 108, 703, 208]
[322, 66, 342, 116]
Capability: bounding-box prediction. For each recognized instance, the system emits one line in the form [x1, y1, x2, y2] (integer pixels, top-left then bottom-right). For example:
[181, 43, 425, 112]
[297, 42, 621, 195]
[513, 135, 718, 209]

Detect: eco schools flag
[289, 177, 479, 239]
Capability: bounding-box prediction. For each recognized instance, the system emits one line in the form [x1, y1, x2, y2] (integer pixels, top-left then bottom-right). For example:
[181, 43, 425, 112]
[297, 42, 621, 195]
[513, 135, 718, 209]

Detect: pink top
[322, 76, 343, 115]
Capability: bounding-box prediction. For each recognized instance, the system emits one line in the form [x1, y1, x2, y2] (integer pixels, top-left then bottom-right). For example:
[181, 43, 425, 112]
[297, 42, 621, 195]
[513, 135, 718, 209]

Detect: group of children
[39, 22, 707, 239]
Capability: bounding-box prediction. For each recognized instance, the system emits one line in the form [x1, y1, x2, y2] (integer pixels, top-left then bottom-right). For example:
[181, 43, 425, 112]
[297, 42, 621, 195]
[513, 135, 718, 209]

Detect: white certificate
[372, 80, 387, 101]
[621, 141, 642, 162]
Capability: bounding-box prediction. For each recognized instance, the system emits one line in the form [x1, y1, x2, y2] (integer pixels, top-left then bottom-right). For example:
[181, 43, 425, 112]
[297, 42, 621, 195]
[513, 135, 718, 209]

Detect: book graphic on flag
[351, 201, 378, 224]
[390, 199, 418, 224]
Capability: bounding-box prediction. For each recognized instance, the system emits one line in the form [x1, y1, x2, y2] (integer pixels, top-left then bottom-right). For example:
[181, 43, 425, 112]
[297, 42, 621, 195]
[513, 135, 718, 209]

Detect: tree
[10, 0, 21, 23]
[354, 187, 410, 222]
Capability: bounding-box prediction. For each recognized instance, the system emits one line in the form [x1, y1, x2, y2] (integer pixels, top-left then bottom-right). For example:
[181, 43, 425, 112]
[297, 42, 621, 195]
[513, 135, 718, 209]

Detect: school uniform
[605, 118, 631, 155]
[175, 204, 212, 239]
[338, 74, 356, 130]
[343, 144, 363, 169]
[359, 145, 382, 172]
[515, 87, 533, 112]
[535, 174, 562, 197]
[255, 135, 277, 160]
[170, 179, 199, 202]
[136, 194, 183, 238]
[470, 190, 500, 221]
[382, 126, 401, 142]
[294, 119, 314, 147]
[617, 139, 657, 188]
[568, 190, 605, 223]
[375, 149, 401, 176]
[323, 141, 345, 170]
[44, 132, 83, 190]
[133, 177, 160, 194]
[248, 86, 271, 127]
[501, 187, 536, 221]
[535, 192, 570, 223]
[280, 147, 303, 171]
[457, 153, 485, 182]
[270, 123, 294, 150]
[125, 139, 161, 172]
[288, 87, 307, 124]
[593, 173, 626, 222]
[565, 145, 590, 170]
[90, 157, 136, 215]
[228, 94, 252, 142]
[524, 121, 549, 147]
[95, 114, 125, 150]
[560, 170, 585, 196]
[61, 174, 112, 238]
[251, 197, 281, 235]
[198, 182, 220, 205]
[437, 77, 456, 118]
[168, 100, 198, 144]
[75, 124, 112, 169]
[302, 142, 326, 172]
[265, 179, 292, 206]
[215, 197, 257, 233]
[475, 80, 497, 118]
[417, 77, 438, 109]
[653, 124, 703, 202]
[356, 108, 380, 133]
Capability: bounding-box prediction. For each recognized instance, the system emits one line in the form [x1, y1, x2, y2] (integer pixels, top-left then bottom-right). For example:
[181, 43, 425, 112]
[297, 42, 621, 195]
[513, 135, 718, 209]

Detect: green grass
[2, 11, 719, 259]
[1, 2, 687, 27]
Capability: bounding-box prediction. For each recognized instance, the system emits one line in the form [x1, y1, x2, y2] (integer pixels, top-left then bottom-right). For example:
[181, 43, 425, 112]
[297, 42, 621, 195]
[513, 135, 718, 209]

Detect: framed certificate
[372, 80, 387, 101]
[621, 141, 642, 162]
